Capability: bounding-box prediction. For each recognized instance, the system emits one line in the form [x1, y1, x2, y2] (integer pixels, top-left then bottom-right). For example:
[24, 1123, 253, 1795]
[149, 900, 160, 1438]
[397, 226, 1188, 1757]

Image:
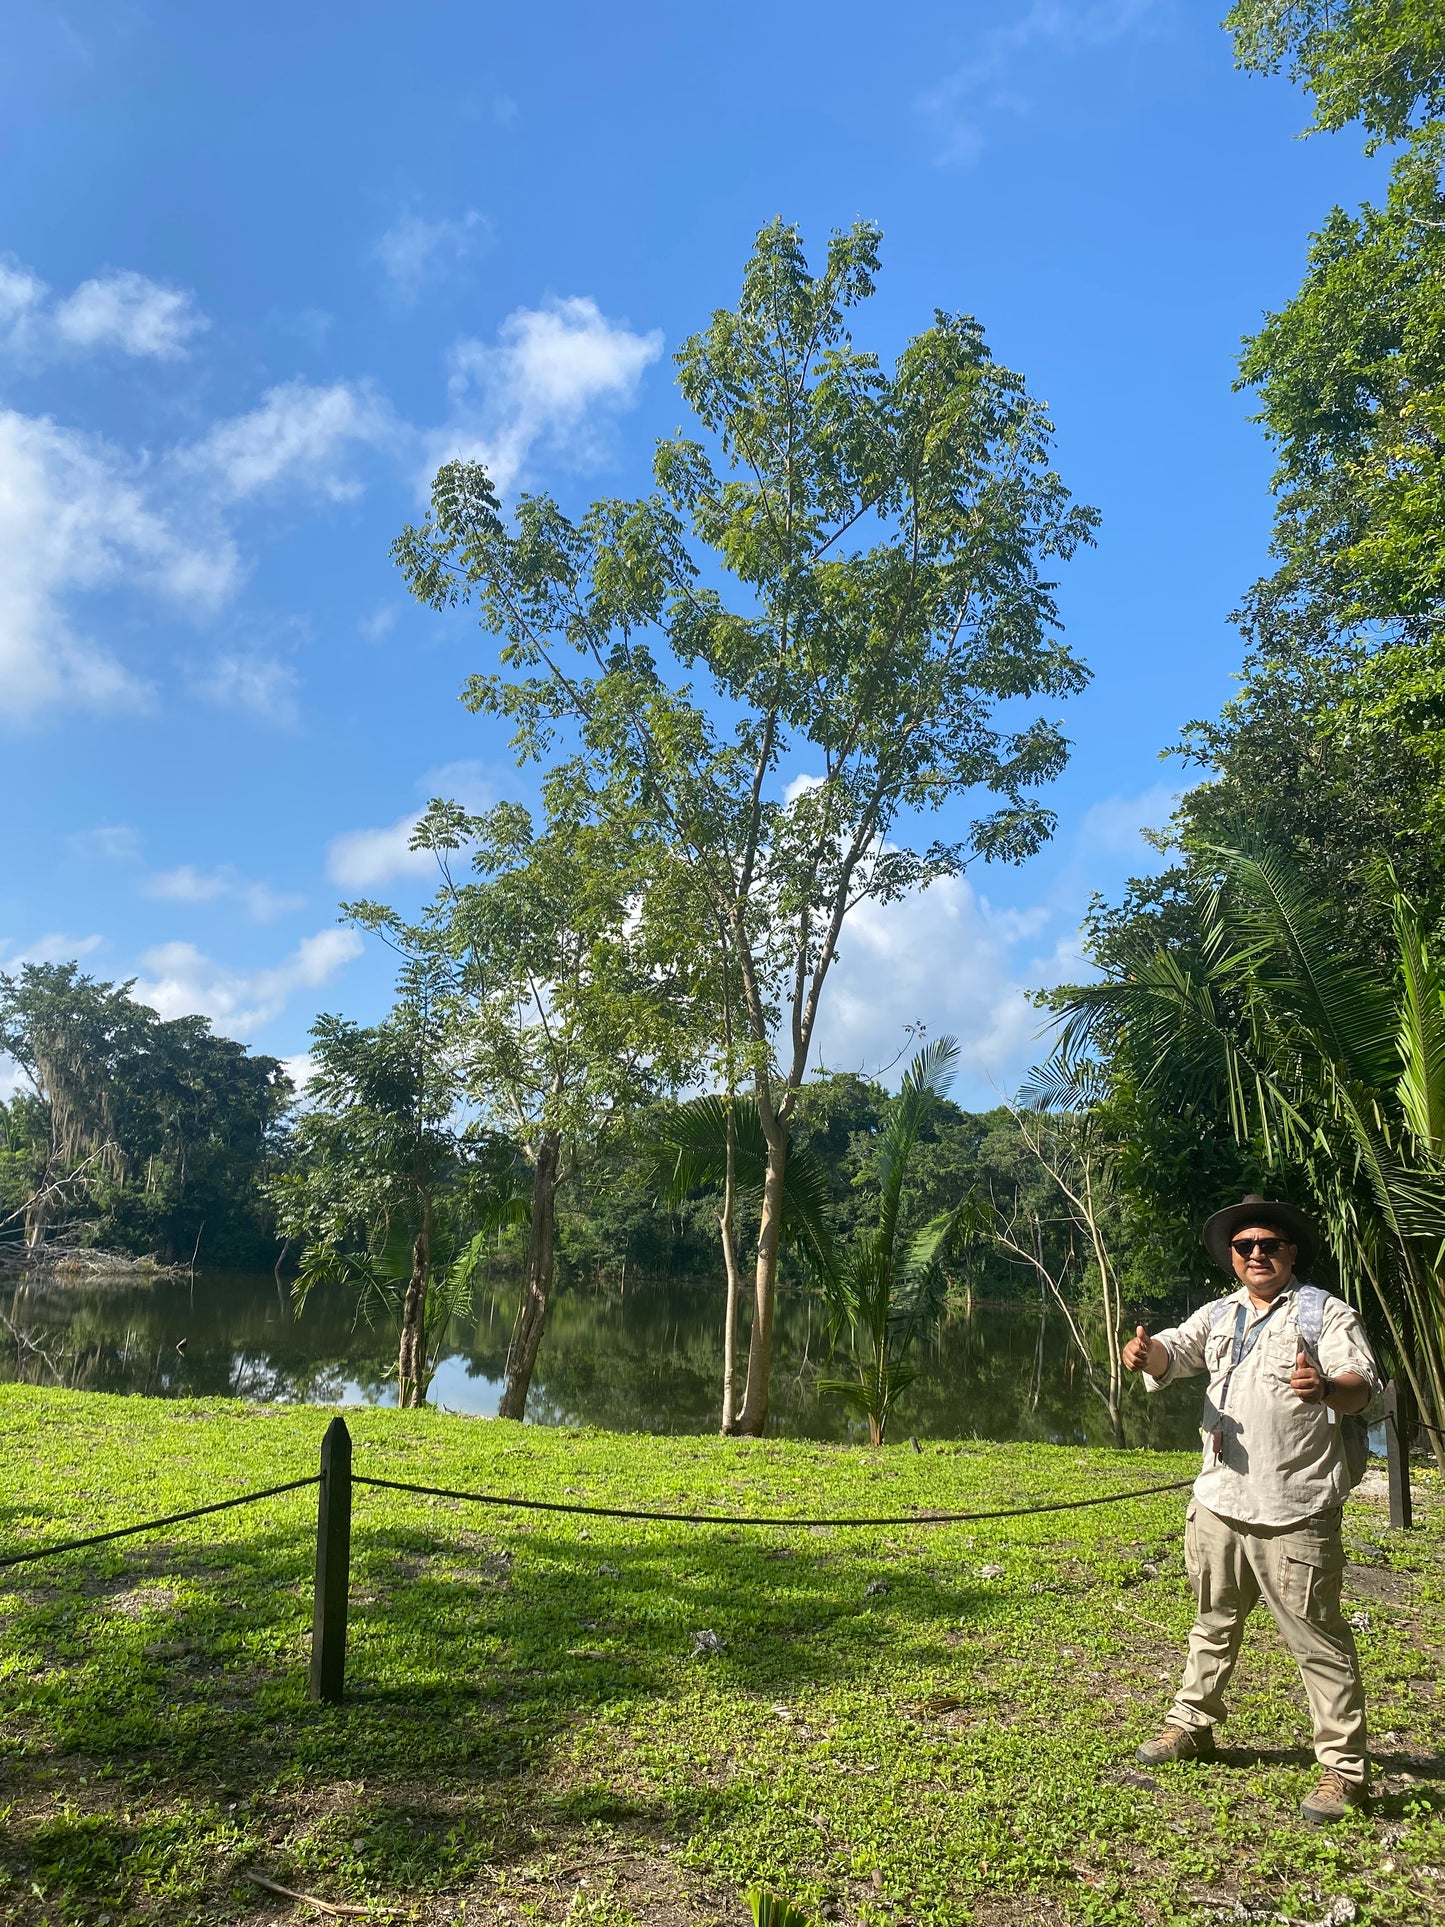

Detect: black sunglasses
[1231, 1236, 1289, 1258]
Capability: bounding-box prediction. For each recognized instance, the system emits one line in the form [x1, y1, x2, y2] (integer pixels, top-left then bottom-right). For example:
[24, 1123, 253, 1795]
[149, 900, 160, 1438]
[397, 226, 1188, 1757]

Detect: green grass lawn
[1, 1386, 1442, 1927]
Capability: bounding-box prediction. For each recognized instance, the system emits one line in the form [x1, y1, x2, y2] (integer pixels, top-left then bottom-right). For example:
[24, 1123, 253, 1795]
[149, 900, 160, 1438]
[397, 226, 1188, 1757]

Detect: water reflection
[2, 1269, 1210, 1450]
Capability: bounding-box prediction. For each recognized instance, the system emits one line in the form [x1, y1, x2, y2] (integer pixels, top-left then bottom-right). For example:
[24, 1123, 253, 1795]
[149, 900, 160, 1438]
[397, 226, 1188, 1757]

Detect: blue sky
[0, 2, 1381, 1102]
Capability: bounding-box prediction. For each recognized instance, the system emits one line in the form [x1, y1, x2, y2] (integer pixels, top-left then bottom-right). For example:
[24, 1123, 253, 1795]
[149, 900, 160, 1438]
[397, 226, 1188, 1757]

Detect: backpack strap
[1205, 1295, 1237, 1331]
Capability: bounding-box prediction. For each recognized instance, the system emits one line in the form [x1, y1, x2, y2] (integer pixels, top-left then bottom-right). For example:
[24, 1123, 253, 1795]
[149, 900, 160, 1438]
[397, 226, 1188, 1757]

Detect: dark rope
[352, 1471, 1197, 1528]
[0, 1476, 320, 1571]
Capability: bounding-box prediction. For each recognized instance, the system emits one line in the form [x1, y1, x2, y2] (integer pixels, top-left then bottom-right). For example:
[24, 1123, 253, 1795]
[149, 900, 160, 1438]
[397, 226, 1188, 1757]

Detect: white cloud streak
[187, 652, 302, 729]
[54, 270, 207, 359]
[0, 254, 206, 361]
[373, 209, 492, 302]
[186, 379, 394, 503]
[920, 1, 1164, 165]
[428, 296, 663, 493]
[326, 761, 495, 889]
[142, 864, 305, 923]
[0, 931, 105, 969]
[0, 410, 236, 723]
[133, 928, 363, 1035]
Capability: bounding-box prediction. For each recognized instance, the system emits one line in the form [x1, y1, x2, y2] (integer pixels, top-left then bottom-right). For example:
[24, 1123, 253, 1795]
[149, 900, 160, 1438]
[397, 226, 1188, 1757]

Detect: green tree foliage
[0, 963, 290, 1265]
[1229, 0, 1445, 141]
[394, 219, 1096, 1433]
[1045, 848, 1445, 1469]
[344, 788, 708, 1418]
[273, 947, 523, 1407]
[1198, 11, 1445, 948]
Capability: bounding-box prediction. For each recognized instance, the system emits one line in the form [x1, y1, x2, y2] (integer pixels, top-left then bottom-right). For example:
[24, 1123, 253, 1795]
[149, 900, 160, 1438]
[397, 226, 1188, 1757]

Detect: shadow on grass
[0, 1498, 1008, 1919]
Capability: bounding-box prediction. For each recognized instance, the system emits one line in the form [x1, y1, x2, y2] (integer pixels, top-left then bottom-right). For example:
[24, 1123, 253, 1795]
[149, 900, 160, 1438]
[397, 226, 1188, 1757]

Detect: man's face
[1230, 1223, 1297, 1295]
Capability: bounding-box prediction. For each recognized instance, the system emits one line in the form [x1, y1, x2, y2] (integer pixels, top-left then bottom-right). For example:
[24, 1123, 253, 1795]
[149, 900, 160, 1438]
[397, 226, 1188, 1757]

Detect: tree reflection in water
[1, 1271, 1207, 1449]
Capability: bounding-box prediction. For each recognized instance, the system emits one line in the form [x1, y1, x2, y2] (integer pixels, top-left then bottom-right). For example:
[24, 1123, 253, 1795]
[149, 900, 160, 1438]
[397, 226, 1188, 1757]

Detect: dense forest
[7, 6, 1445, 1459]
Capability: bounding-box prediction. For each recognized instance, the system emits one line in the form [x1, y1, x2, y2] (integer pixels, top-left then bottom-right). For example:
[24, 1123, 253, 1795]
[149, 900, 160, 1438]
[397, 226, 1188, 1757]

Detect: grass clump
[1, 1384, 1442, 1926]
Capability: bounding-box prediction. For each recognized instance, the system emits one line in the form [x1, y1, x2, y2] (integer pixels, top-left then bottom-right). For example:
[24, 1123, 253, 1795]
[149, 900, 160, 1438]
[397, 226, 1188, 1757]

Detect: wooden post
[309, 1416, 352, 1702]
[1384, 1378, 1412, 1533]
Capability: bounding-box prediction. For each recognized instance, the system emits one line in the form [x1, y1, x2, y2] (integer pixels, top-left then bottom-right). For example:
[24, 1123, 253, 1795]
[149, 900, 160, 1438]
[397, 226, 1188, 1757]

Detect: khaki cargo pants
[1167, 1499, 1368, 1785]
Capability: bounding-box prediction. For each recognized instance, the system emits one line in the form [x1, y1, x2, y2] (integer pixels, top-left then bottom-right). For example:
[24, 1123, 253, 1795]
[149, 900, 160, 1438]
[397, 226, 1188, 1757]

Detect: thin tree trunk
[719, 1097, 741, 1434]
[498, 1132, 562, 1421]
[1081, 1157, 1126, 1448]
[735, 1128, 787, 1435]
[398, 1203, 432, 1408]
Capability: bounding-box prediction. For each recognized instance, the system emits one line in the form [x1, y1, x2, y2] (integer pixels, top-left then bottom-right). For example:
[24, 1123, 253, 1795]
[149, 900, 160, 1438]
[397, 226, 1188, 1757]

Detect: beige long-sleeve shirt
[1145, 1281, 1382, 1526]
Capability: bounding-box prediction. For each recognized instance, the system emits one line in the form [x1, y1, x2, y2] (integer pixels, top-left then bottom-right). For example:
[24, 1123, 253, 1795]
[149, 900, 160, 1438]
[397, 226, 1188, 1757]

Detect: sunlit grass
[1, 1385, 1442, 1926]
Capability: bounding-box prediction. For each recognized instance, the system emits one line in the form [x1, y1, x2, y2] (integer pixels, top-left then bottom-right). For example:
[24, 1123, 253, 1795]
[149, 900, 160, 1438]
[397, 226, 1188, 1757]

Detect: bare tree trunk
[1082, 1157, 1126, 1448]
[397, 1204, 432, 1408]
[735, 1129, 787, 1436]
[498, 1132, 561, 1422]
[719, 1098, 741, 1434]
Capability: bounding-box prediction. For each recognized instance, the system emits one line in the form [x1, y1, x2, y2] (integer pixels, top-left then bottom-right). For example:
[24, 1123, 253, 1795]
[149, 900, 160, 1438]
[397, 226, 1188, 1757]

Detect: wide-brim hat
[1202, 1192, 1319, 1272]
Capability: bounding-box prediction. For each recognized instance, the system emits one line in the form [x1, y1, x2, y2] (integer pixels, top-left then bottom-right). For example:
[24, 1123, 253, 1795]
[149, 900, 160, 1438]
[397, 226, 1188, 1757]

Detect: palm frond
[646, 1095, 836, 1280]
[1395, 891, 1445, 1159]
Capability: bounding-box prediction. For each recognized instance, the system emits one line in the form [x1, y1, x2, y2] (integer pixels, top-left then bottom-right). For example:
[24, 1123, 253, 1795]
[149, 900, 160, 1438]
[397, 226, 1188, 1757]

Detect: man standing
[1125, 1193, 1381, 1825]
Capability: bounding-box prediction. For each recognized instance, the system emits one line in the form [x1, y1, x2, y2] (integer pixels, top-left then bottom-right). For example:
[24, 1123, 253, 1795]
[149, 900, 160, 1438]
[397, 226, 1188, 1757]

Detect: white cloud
[920, 1, 1164, 165]
[1076, 780, 1178, 856]
[189, 652, 301, 728]
[810, 875, 1054, 1096]
[143, 863, 304, 922]
[54, 270, 207, 359]
[0, 931, 105, 969]
[281, 1049, 319, 1096]
[428, 296, 663, 493]
[0, 254, 207, 361]
[0, 409, 236, 723]
[70, 822, 143, 863]
[808, 780, 1177, 1100]
[0, 256, 46, 344]
[326, 760, 495, 889]
[373, 208, 492, 302]
[326, 812, 441, 890]
[359, 602, 397, 642]
[145, 864, 230, 905]
[187, 379, 394, 503]
[133, 927, 363, 1035]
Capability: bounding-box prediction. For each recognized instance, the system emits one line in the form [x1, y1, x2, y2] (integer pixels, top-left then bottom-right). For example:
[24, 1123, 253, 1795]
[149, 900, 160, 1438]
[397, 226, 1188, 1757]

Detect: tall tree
[346, 788, 707, 1418]
[272, 941, 518, 1407]
[0, 962, 290, 1263]
[1156, 13, 1445, 958]
[394, 219, 1096, 1432]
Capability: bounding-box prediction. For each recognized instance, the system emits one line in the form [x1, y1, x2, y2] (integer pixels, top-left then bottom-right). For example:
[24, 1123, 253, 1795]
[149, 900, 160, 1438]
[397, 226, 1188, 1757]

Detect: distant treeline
[0, 961, 1094, 1304]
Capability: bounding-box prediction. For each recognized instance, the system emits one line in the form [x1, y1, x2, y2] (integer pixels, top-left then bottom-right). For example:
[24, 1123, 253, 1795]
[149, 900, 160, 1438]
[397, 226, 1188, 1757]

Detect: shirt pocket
[1203, 1325, 1234, 1376]
[1260, 1324, 1301, 1388]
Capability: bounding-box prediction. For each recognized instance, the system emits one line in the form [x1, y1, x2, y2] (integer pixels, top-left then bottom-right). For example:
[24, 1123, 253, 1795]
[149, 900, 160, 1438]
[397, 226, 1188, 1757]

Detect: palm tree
[816, 1036, 970, 1445]
[1044, 847, 1445, 1470]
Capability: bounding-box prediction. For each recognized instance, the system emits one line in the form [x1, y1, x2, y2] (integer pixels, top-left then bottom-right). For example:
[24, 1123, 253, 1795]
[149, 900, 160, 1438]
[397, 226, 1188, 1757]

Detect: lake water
[1, 1267, 1218, 1450]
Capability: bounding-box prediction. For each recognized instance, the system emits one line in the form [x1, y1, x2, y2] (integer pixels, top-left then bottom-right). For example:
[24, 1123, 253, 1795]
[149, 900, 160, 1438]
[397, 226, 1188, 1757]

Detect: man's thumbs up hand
[1291, 1346, 1326, 1404]
[1123, 1324, 1155, 1374]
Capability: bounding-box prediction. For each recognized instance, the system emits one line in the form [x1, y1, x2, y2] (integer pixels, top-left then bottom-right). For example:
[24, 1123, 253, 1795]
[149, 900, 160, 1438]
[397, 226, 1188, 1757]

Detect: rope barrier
[351, 1470, 1198, 1528]
[0, 1476, 320, 1571]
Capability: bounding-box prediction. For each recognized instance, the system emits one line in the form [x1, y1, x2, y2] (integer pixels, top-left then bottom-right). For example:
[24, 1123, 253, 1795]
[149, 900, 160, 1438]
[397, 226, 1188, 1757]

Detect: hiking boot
[1301, 1769, 1369, 1826]
[1135, 1723, 1215, 1766]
